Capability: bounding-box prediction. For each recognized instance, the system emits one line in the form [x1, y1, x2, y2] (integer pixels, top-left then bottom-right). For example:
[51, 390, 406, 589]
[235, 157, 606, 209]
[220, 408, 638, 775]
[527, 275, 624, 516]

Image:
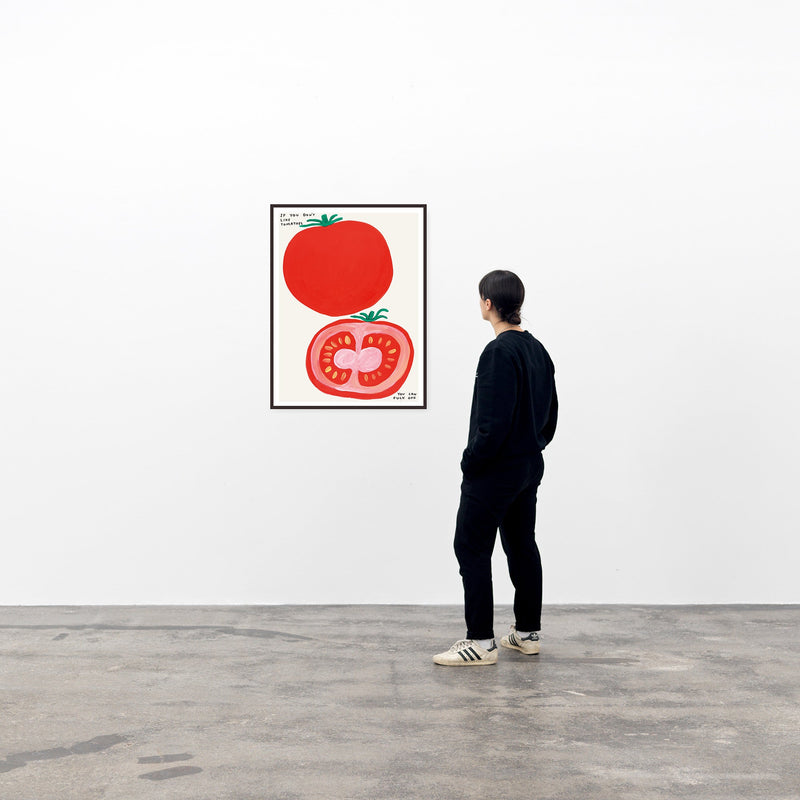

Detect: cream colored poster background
[272, 206, 425, 407]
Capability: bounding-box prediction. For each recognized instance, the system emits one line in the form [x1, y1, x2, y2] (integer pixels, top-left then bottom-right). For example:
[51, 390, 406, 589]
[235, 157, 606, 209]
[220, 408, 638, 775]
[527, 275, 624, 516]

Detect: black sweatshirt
[460, 330, 558, 477]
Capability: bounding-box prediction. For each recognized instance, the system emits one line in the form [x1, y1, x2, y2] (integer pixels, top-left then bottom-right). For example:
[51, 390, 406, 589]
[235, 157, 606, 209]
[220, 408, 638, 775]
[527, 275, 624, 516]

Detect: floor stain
[139, 765, 203, 781]
[543, 656, 640, 665]
[0, 624, 310, 641]
[138, 753, 194, 764]
[0, 734, 128, 773]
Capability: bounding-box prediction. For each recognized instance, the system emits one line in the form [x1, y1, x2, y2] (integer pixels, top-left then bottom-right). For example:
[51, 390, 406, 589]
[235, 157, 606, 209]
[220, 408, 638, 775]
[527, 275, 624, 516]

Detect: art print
[270, 205, 426, 409]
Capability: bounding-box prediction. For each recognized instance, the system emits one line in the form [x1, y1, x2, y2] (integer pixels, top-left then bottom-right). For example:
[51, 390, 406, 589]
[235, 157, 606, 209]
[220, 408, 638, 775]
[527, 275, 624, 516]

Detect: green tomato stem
[350, 308, 389, 321]
[299, 213, 344, 228]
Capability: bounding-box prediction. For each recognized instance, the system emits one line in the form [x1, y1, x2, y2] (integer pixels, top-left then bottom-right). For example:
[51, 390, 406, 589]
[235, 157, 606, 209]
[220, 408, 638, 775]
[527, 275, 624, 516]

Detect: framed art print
[270, 204, 427, 409]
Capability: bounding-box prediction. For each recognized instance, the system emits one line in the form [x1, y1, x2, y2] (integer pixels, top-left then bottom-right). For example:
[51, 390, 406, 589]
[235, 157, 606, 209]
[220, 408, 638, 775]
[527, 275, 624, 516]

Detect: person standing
[434, 270, 558, 666]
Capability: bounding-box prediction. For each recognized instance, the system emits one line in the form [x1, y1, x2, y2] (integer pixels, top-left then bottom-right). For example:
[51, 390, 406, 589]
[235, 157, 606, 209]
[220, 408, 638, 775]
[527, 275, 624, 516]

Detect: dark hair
[478, 270, 525, 325]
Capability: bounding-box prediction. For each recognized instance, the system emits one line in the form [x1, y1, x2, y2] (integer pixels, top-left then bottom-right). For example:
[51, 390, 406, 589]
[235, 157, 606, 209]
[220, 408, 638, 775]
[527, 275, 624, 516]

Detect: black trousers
[454, 456, 544, 640]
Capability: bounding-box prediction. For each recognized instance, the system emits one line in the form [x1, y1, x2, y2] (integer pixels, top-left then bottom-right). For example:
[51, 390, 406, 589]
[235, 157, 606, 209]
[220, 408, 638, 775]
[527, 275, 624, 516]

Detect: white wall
[1, 1, 798, 604]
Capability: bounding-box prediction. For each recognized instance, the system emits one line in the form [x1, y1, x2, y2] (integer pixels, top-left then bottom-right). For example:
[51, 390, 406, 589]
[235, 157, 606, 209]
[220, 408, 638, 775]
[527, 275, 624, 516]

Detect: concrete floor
[1, 605, 798, 800]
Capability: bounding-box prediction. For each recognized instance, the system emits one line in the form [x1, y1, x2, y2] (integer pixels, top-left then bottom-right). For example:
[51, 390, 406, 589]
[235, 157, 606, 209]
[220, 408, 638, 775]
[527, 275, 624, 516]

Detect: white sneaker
[433, 639, 498, 666]
[500, 625, 540, 655]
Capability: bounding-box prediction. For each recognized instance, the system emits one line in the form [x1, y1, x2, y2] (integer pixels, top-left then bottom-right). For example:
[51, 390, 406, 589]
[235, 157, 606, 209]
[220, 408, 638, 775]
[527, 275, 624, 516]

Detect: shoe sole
[500, 639, 540, 655]
[433, 657, 497, 666]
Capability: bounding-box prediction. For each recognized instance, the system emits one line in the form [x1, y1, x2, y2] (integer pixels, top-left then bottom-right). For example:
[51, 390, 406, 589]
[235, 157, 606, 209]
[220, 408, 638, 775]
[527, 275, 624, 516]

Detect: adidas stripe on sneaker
[433, 639, 498, 666]
[500, 625, 540, 655]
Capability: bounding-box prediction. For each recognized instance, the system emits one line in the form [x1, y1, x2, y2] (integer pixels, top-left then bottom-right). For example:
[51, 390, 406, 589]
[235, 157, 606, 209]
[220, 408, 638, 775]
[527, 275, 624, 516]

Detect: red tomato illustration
[283, 214, 393, 316]
[306, 314, 414, 400]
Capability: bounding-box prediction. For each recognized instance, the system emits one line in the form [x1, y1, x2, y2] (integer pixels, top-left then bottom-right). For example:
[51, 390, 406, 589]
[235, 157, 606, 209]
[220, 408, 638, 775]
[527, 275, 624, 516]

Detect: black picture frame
[270, 204, 427, 409]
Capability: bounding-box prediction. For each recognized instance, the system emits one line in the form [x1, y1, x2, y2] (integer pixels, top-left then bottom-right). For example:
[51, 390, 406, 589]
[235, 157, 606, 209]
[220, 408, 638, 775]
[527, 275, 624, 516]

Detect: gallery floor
[1, 605, 798, 800]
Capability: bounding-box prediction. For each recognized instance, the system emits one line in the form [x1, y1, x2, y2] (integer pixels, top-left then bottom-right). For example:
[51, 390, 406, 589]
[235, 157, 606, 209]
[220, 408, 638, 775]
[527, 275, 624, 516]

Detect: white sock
[515, 630, 532, 638]
[475, 637, 495, 649]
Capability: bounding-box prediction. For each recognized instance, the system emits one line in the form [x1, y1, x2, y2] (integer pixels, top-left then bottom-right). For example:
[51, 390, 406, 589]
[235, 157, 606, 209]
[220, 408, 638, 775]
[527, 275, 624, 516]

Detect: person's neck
[492, 320, 523, 337]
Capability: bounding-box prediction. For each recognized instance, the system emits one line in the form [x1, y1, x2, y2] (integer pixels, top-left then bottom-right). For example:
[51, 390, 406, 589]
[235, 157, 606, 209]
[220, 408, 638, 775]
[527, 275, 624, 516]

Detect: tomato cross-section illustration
[306, 319, 414, 400]
[283, 214, 393, 316]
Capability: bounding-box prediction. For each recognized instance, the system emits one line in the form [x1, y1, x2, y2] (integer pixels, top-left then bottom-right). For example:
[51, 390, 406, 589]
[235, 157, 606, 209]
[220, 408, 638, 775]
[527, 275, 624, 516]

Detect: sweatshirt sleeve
[460, 345, 517, 476]
[541, 378, 558, 446]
